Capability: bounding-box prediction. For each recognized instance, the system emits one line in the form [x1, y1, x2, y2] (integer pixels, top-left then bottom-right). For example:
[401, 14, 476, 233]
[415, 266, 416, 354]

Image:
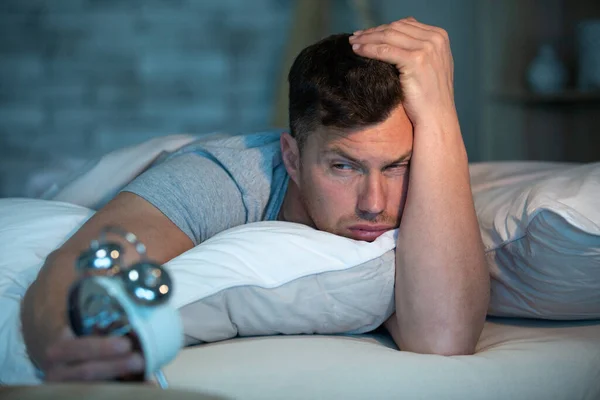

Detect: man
[20, 17, 489, 382]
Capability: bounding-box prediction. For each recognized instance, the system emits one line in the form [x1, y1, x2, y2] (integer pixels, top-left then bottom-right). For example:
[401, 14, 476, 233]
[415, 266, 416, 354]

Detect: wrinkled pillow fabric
[470, 161, 600, 319]
[165, 222, 396, 345]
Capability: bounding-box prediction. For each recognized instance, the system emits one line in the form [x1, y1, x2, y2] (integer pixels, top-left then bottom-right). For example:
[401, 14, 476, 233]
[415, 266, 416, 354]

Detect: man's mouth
[348, 224, 394, 241]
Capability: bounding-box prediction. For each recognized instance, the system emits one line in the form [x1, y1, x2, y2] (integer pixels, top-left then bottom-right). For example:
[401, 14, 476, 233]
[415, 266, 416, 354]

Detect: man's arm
[21, 191, 194, 380]
[350, 18, 489, 355]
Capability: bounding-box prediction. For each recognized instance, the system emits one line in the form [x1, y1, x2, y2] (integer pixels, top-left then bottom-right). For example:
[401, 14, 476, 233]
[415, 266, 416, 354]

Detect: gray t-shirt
[121, 130, 289, 246]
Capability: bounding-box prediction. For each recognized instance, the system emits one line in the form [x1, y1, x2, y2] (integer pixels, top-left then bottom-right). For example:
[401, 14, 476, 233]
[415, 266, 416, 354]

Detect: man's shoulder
[153, 129, 285, 176]
[138, 129, 289, 221]
[123, 129, 290, 243]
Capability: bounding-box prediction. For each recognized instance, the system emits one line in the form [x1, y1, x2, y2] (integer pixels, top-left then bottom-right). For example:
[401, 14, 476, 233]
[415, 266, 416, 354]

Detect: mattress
[163, 317, 600, 400]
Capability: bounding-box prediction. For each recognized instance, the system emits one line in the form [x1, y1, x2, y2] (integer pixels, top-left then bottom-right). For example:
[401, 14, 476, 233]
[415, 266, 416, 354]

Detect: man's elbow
[426, 338, 478, 356]
[401, 334, 478, 356]
[386, 315, 483, 356]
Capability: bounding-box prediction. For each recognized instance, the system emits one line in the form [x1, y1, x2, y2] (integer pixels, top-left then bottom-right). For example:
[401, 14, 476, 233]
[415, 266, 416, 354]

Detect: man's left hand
[349, 17, 456, 129]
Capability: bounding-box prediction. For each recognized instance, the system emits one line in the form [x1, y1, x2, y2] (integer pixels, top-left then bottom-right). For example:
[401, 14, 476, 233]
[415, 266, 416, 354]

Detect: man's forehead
[317, 124, 408, 144]
[317, 123, 410, 142]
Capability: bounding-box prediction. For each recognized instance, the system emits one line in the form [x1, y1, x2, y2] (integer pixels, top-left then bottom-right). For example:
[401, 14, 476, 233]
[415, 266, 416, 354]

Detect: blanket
[41, 134, 198, 210]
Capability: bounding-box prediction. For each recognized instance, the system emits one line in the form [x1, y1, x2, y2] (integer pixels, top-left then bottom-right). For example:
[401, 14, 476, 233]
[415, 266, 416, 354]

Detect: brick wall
[0, 0, 295, 196]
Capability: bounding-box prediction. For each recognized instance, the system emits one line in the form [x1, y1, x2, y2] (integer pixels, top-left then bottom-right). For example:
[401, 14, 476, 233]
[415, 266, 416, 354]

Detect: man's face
[285, 105, 413, 242]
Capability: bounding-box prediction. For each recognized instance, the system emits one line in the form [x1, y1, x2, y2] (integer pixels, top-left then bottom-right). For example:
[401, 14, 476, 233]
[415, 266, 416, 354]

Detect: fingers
[349, 23, 420, 65]
[353, 17, 448, 45]
[349, 17, 450, 64]
[400, 18, 450, 41]
[395, 17, 437, 32]
[45, 352, 145, 382]
[350, 30, 422, 51]
[350, 41, 413, 65]
[389, 20, 437, 41]
[46, 335, 132, 364]
[43, 334, 146, 382]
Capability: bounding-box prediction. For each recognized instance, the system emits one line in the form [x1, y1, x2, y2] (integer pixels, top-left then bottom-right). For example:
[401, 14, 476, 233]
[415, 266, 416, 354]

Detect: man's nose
[357, 173, 386, 217]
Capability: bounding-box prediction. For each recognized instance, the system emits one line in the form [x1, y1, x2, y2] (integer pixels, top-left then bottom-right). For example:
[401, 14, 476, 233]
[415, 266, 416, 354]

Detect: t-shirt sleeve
[120, 152, 246, 246]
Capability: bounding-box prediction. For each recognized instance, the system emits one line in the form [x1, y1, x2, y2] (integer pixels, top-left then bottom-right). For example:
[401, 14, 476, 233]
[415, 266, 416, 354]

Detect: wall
[0, 0, 292, 196]
[478, 0, 600, 162]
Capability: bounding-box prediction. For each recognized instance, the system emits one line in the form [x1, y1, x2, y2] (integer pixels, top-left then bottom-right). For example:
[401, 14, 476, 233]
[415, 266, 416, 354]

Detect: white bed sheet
[163, 317, 600, 400]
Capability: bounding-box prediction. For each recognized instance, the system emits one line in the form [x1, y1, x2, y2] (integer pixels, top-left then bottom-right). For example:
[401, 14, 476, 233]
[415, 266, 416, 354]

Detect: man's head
[288, 33, 404, 152]
[280, 33, 414, 242]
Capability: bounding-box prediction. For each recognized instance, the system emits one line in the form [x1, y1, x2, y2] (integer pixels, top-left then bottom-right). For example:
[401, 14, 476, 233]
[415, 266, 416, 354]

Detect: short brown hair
[288, 33, 403, 151]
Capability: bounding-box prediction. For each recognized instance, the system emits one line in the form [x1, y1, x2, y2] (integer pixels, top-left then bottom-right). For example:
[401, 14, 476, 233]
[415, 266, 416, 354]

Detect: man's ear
[280, 132, 301, 186]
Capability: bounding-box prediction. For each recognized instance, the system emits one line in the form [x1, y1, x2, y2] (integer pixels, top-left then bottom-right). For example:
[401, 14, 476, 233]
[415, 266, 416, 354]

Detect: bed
[0, 134, 599, 399]
[163, 318, 600, 399]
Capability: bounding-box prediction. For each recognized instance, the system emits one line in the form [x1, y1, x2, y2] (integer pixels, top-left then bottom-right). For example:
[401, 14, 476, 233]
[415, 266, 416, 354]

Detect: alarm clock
[67, 226, 183, 387]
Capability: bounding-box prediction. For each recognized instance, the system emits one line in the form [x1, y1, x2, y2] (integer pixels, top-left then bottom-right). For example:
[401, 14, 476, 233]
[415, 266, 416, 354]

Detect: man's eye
[332, 163, 354, 171]
[385, 163, 410, 173]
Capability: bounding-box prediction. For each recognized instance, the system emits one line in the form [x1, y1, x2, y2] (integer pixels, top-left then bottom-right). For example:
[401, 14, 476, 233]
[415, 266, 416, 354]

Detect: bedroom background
[0, 0, 599, 198]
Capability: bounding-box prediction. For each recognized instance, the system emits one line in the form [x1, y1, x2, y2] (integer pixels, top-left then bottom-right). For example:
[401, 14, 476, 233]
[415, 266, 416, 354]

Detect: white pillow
[470, 161, 600, 320]
[0, 198, 94, 384]
[166, 222, 396, 345]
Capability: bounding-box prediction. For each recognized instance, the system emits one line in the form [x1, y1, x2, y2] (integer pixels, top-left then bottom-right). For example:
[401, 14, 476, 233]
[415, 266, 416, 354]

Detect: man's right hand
[42, 327, 145, 381]
[20, 192, 194, 381]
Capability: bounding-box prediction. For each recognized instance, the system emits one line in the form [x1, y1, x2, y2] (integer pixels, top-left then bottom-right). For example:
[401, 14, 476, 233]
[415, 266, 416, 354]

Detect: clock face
[68, 278, 132, 337]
